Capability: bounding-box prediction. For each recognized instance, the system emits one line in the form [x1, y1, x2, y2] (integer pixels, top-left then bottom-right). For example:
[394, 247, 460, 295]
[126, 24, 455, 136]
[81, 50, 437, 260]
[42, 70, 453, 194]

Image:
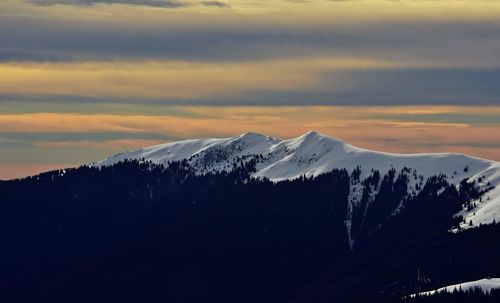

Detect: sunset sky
[1, 0, 499, 179]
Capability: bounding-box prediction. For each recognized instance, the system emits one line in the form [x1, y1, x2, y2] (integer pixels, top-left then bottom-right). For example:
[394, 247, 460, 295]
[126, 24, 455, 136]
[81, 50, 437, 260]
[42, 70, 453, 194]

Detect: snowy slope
[411, 278, 500, 297]
[454, 163, 500, 230]
[98, 131, 500, 228]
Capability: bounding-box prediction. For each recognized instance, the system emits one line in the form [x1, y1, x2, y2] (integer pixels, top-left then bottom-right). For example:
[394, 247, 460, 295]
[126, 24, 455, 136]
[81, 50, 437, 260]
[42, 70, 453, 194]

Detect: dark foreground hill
[1, 159, 499, 303]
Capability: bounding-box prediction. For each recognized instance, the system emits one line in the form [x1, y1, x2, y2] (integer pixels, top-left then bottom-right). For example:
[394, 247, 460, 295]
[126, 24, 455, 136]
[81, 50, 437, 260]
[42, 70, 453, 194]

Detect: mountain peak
[239, 132, 264, 138]
[304, 130, 320, 136]
[238, 132, 268, 141]
[236, 131, 343, 145]
[295, 131, 346, 146]
[301, 130, 323, 139]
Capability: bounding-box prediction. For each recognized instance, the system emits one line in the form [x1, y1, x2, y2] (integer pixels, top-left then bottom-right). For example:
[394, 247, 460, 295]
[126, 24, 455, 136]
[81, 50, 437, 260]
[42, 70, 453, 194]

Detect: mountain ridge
[98, 131, 499, 230]
[99, 131, 497, 179]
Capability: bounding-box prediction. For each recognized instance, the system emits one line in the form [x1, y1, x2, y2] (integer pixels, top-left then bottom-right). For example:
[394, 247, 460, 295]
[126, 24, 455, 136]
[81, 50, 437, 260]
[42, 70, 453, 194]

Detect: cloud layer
[2, 1, 500, 106]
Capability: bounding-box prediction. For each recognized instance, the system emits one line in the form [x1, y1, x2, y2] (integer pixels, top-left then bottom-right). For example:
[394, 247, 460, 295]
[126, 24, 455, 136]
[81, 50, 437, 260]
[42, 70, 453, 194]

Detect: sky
[1, 0, 499, 179]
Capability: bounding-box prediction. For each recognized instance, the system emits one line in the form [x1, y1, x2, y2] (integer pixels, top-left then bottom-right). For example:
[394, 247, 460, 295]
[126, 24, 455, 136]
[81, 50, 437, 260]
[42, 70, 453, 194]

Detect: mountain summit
[99, 131, 500, 229]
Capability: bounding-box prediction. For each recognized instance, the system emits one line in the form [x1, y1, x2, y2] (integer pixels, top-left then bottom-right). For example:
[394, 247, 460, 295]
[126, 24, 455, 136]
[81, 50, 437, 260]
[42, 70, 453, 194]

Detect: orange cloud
[34, 139, 165, 149]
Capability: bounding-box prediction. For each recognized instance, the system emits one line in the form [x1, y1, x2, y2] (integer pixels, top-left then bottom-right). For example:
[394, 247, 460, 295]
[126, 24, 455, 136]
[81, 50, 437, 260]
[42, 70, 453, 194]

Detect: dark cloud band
[1, 17, 499, 64]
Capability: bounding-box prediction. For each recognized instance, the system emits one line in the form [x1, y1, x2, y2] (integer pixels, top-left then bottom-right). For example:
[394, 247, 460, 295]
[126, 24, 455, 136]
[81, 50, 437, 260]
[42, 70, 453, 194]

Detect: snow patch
[345, 180, 364, 250]
[410, 277, 500, 297]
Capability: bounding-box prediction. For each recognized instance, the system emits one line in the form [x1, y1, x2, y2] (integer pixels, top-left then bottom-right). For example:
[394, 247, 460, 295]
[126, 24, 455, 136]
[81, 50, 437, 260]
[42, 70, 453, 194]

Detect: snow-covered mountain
[99, 131, 500, 231]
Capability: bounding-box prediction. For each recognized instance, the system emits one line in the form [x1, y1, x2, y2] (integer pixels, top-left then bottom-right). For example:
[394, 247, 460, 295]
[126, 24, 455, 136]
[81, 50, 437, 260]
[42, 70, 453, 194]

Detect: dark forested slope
[0, 160, 497, 303]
